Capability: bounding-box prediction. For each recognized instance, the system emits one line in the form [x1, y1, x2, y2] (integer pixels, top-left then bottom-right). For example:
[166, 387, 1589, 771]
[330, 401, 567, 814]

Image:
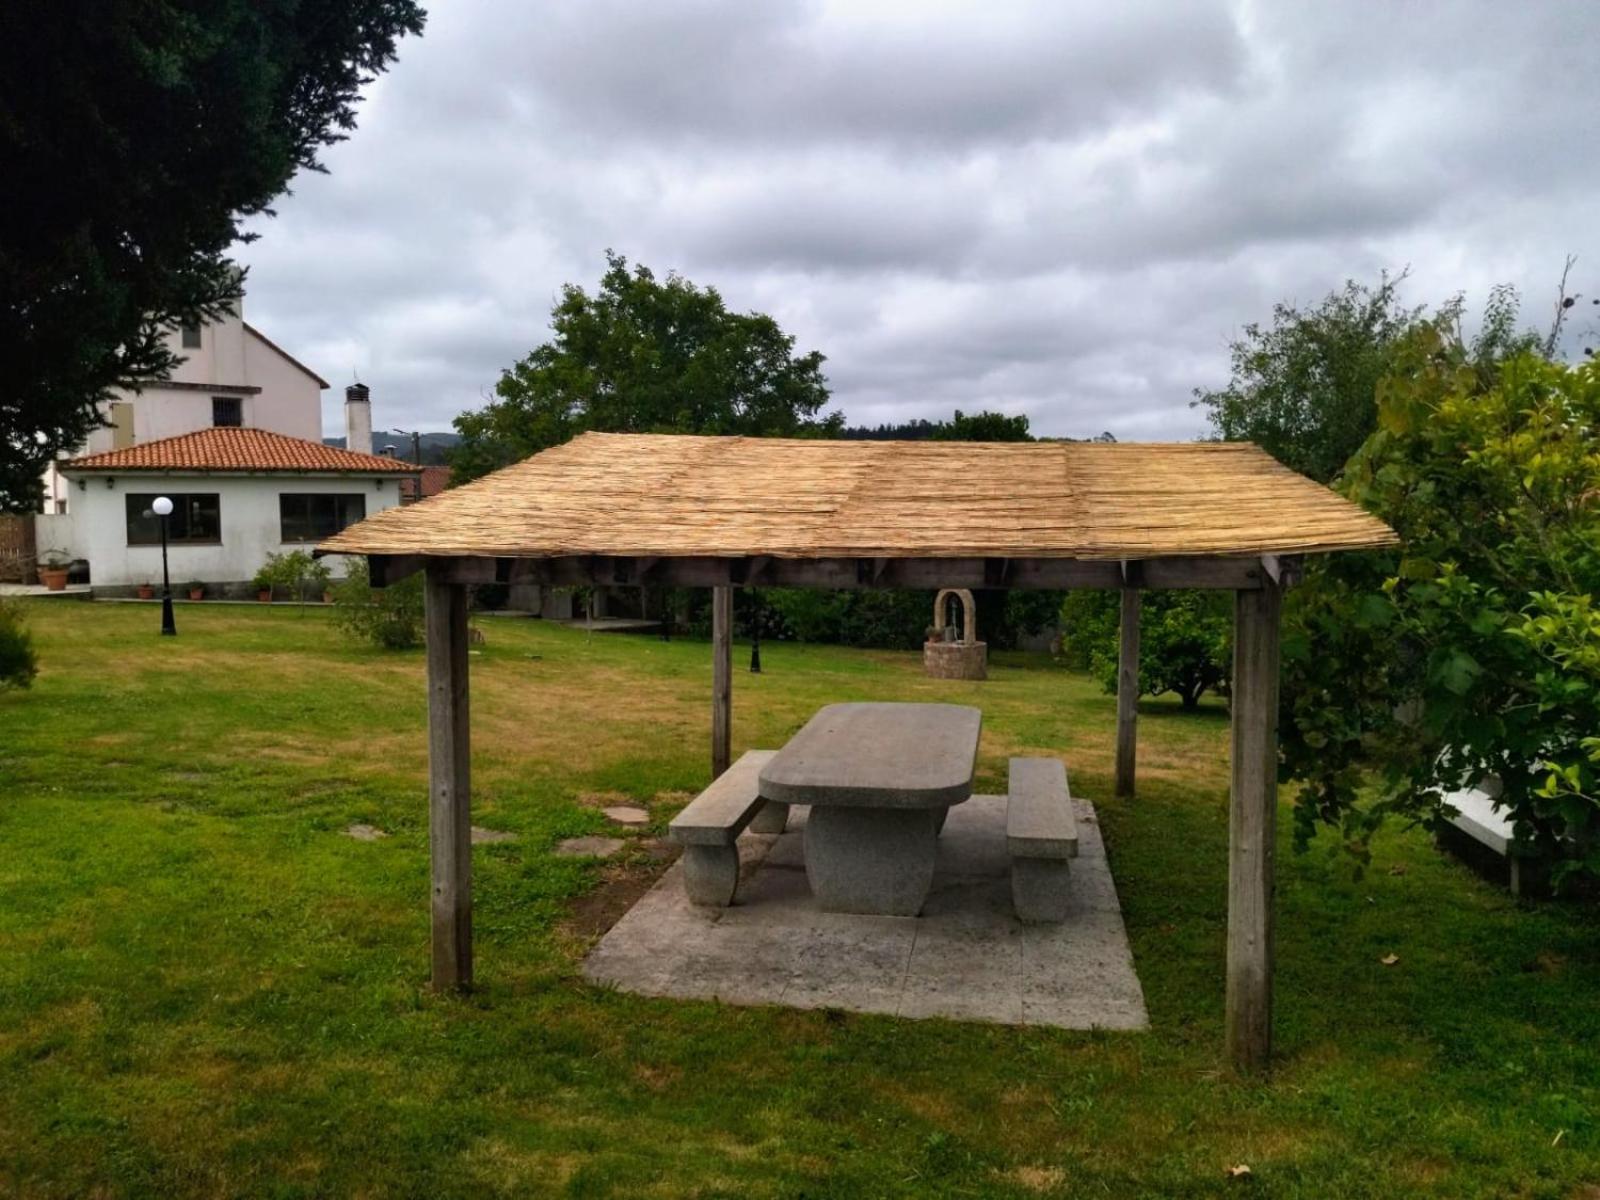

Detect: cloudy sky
[237, 0, 1598, 441]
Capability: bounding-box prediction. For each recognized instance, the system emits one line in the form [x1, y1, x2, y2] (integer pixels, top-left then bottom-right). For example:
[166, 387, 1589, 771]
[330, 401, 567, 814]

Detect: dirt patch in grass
[577, 790, 639, 811]
[1001, 1164, 1067, 1193]
[562, 839, 681, 941]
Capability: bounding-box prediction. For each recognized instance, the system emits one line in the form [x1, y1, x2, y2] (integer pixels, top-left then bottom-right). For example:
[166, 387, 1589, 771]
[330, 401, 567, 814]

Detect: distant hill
[323, 430, 460, 465]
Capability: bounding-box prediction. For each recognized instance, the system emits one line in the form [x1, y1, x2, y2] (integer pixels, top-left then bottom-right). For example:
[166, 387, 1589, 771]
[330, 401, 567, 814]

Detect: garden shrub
[0, 599, 38, 690]
[754, 588, 1059, 651]
[258, 549, 329, 608]
[331, 559, 425, 650]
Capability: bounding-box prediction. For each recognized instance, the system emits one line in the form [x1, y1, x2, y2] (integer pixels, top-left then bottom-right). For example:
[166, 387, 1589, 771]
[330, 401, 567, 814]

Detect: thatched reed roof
[318, 432, 1397, 561]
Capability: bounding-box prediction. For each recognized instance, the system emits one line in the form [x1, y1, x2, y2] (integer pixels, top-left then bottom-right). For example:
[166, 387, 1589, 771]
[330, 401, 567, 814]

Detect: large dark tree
[450, 252, 841, 482]
[0, 0, 425, 511]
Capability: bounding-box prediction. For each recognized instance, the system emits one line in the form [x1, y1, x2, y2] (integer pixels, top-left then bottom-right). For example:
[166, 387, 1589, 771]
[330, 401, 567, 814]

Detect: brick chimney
[344, 383, 372, 456]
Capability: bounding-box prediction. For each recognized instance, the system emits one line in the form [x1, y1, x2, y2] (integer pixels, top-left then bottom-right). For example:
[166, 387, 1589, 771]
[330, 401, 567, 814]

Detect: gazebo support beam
[389, 553, 1280, 592]
[1114, 589, 1140, 797]
[1225, 578, 1282, 1072]
[711, 585, 732, 778]
[424, 565, 473, 991]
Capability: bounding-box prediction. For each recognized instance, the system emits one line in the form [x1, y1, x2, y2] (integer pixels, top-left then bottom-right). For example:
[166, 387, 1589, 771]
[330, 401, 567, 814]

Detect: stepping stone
[344, 823, 388, 841]
[555, 836, 626, 858]
[602, 806, 650, 826]
[471, 826, 517, 845]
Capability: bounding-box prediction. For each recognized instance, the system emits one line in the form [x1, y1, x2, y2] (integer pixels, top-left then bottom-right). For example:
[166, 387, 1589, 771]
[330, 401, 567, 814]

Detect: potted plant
[136, 581, 155, 601]
[36, 550, 71, 592]
[186, 581, 205, 601]
[253, 565, 274, 603]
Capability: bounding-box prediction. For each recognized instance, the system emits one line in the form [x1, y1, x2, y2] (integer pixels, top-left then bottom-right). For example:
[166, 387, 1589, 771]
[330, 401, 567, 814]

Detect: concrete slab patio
[584, 794, 1147, 1030]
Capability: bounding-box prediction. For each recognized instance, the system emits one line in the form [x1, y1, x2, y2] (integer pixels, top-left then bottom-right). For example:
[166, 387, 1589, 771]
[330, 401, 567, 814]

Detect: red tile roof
[400, 465, 452, 501]
[63, 427, 417, 474]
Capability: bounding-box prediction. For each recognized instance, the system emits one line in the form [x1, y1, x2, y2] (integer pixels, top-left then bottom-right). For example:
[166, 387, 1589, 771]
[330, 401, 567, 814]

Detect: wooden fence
[0, 514, 37, 583]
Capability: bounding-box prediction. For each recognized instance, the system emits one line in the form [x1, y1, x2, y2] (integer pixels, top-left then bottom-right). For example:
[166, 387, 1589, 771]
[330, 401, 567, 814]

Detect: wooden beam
[424, 566, 472, 991]
[369, 553, 428, 587]
[1114, 589, 1140, 798]
[452, 554, 1268, 592]
[1226, 578, 1282, 1072]
[711, 585, 733, 779]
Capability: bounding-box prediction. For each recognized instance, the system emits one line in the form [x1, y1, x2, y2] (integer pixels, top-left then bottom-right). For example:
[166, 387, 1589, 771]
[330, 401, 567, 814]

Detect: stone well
[923, 587, 987, 680]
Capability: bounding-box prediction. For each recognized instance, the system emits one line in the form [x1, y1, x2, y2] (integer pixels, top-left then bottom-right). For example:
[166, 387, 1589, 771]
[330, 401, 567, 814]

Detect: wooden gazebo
[319, 432, 1397, 1071]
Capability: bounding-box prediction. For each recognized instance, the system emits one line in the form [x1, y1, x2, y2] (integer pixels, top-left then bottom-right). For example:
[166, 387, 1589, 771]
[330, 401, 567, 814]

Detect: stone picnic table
[758, 701, 982, 916]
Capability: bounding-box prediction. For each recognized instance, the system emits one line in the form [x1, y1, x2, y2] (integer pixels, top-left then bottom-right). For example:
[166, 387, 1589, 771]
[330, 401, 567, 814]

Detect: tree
[1192, 274, 1428, 483]
[1193, 274, 1557, 484]
[1059, 589, 1231, 709]
[451, 253, 841, 481]
[0, 0, 426, 511]
[1281, 336, 1600, 886]
[931, 409, 1031, 442]
[840, 409, 1032, 441]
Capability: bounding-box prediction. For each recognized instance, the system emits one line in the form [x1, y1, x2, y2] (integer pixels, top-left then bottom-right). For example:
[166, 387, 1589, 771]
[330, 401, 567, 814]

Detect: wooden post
[1114, 589, 1140, 797]
[1226, 580, 1281, 1072]
[711, 584, 732, 779]
[425, 565, 472, 991]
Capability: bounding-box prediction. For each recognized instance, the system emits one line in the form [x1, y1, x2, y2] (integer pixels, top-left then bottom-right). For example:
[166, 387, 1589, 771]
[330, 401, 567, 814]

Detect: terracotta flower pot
[257, 588, 272, 603]
[136, 584, 155, 600]
[38, 567, 69, 592]
[188, 587, 205, 601]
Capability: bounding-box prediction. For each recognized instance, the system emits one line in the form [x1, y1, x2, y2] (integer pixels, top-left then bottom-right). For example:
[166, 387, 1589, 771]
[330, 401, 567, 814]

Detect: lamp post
[152, 496, 176, 636]
[748, 588, 762, 674]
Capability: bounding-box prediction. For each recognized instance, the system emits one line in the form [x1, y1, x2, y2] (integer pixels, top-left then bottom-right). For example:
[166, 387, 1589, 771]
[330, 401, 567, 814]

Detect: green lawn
[1, 600, 1597, 1198]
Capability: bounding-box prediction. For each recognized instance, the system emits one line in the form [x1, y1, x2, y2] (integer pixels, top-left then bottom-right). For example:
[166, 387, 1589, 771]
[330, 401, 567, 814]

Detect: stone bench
[1007, 757, 1078, 923]
[668, 750, 786, 907]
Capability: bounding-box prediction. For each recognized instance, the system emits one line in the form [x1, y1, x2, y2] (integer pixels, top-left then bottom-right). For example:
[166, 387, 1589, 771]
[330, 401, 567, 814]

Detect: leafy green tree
[0, 0, 426, 511]
[1192, 274, 1427, 482]
[1059, 589, 1231, 709]
[451, 253, 840, 481]
[1194, 275, 1553, 484]
[1281, 338, 1600, 885]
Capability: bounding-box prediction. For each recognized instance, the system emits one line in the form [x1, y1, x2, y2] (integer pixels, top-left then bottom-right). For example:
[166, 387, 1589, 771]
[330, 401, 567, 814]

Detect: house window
[126, 493, 221, 545]
[212, 396, 243, 427]
[181, 324, 202, 349]
[279, 493, 366, 543]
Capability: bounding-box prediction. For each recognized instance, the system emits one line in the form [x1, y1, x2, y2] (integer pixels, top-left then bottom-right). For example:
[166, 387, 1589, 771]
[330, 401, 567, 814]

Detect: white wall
[130, 380, 322, 443]
[58, 473, 402, 588]
[240, 329, 324, 441]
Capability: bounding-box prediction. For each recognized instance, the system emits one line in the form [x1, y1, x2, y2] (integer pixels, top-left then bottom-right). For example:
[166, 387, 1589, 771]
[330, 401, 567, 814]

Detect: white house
[50, 427, 412, 593]
[36, 293, 414, 593]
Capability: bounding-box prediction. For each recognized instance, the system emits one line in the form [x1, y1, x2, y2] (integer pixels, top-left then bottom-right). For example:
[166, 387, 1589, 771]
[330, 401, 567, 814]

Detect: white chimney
[344, 383, 372, 455]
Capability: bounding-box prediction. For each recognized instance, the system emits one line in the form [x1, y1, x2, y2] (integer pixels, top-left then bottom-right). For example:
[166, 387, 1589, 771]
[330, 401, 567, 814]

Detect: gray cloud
[235, 0, 1600, 443]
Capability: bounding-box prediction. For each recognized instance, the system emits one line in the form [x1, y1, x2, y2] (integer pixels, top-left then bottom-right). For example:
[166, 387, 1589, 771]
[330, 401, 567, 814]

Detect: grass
[1, 600, 1598, 1198]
